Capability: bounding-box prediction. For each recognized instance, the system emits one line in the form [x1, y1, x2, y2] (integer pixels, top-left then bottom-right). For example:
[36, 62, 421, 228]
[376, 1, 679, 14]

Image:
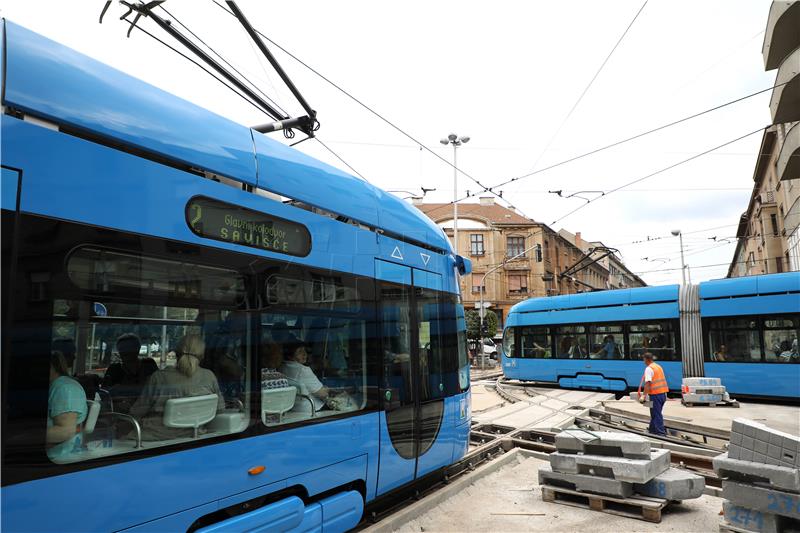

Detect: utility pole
[671, 229, 687, 285]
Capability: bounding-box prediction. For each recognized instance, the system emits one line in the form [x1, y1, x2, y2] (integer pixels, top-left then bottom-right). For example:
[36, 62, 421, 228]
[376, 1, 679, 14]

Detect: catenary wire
[549, 125, 765, 225]
[314, 138, 368, 181]
[521, 0, 648, 180]
[209, 0, 522, 216]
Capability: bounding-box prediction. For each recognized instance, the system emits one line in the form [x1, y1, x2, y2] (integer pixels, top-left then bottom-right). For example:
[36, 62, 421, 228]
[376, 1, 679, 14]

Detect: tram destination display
[186, 197, 311, 256]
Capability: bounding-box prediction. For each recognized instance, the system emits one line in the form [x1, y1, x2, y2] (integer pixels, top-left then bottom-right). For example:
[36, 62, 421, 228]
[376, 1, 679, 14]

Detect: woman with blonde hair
[130, 334, 224, 441]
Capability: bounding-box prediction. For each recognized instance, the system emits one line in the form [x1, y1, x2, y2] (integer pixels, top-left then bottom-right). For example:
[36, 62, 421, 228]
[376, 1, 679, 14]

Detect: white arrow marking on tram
[391, 246, 404, 260]
[420, 253, 431, 266]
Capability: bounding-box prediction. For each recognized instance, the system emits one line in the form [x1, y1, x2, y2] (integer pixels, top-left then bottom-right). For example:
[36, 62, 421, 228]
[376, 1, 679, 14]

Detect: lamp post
[671, 229, 687, 285]
[479, 238, 540, 370]
[440, 133, 470, 256]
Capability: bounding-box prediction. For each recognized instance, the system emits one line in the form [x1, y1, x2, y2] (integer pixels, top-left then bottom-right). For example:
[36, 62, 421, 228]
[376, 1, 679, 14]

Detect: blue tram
[502, 272, 799, 400]
[1, 21, 471, 532]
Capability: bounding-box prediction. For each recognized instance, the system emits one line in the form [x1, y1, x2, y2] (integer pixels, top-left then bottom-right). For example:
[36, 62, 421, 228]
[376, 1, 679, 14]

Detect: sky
[1, 0, 777, 286]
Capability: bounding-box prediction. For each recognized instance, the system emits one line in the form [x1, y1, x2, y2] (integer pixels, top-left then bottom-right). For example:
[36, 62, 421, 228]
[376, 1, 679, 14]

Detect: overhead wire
[549, 125, 765, 225]
[314, 138, 368, 181]
[518, 0, 648, 186]
[208, 0, 521, 216]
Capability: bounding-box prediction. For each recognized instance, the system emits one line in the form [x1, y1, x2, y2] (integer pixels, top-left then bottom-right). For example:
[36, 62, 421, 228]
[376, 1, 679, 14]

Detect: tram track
[360, 381, 726, 529]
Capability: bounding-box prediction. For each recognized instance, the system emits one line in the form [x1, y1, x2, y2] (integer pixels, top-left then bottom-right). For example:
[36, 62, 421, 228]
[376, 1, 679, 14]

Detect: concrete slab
[531, 413, 574, 431]
[470, 384, 506, 413]
[549, 448, 670, 483]
[375, 452, 725, 533]
[498, 405, 554, 427]
[723, 480, 800, 520]
[472, 401, 529, 423]
[538, 464, 634, 498]
[683, 377, 722, 387]
[731, 419, 800, 468]
[633, 467, 705, 500]
[723, 501, 783, 533]
[555, 429, 651, 459]
[683, 385, 727, 395]
[682, 392, 724, 404]
[541, 398, 570, 410]
[714, 453, 800, 493]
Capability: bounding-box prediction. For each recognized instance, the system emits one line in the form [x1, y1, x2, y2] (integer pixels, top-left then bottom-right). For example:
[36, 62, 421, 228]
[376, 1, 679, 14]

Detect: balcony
[770, 47, 800, 124]
[778, 122, 800, 182]
[763, 1, 800, 71]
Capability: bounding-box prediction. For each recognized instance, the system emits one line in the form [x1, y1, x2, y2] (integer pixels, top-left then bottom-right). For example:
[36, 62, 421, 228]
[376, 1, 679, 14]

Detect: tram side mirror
[455, 255, 472, 275]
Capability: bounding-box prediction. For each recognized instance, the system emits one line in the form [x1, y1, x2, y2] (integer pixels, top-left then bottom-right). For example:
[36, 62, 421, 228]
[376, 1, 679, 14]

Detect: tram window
[706, 318, 761, 362]
[380, 282, 414, 405]
[554, 326, 587, 359]
[417, 287, 445, 401]
[43, 252, 254, 464]
[629, 322, 678, 361]
[589, 325, 625, 359]
[456, 304, 469, 392]
[764, 316, 799, 363]
[260, 273, 371, 426]
[502, 327, 516, 358]
[519, 327, 551, 358]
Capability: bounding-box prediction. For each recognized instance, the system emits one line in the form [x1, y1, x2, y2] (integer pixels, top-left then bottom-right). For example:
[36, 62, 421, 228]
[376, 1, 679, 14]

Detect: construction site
[361, 372, 800, 533]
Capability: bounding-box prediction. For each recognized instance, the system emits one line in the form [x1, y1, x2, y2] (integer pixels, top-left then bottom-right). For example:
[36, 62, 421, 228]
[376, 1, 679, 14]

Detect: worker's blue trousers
[648, 393, 667, 436]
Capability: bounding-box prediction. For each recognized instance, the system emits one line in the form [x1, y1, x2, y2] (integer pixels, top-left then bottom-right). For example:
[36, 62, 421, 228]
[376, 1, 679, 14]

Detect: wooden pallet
[540, 484, 669, 523]
[682, 400, 740, 408]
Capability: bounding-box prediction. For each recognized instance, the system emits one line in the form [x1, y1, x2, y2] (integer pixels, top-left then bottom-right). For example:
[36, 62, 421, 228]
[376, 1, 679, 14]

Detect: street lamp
[671, 229, 687, 285]
[440, 133, 470, 255]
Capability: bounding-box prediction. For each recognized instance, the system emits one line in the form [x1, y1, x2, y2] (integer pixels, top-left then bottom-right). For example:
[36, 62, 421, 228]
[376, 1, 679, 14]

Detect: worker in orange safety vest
[638, 352, 668, 436]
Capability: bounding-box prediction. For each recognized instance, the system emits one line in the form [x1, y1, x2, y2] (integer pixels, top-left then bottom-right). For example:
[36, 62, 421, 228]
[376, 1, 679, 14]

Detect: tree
[465, 308, 498, 343]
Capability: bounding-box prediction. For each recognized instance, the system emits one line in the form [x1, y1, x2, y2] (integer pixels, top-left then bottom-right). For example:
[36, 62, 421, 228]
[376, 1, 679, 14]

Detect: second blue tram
[1, 20, 472, 532]
[502, 272, 800, 400]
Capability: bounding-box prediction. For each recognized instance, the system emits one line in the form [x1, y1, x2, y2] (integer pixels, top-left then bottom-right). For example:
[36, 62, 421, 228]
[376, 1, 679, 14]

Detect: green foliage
[465, 308, 498, 342]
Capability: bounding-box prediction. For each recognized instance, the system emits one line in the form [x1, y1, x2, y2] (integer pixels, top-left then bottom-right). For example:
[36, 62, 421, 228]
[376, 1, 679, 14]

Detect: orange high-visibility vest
[644, 362, 669, 395]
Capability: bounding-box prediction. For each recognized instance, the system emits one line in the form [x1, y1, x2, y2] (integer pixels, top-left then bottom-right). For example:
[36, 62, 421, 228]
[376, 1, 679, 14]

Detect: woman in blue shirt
[47, 351, 87, 460]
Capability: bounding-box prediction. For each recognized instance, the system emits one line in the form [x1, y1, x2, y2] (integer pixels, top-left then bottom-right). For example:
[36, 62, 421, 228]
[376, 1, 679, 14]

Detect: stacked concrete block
[715, 418, 800, 532]
[542, 429, 705, 503]
[681, 377, 733, 405]
[728, 419, 799, 468]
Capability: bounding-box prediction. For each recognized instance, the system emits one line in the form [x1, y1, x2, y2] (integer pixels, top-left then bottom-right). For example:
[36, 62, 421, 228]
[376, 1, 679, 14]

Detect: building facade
[729, 1, 800, 276]
[417, 197, 641, 329]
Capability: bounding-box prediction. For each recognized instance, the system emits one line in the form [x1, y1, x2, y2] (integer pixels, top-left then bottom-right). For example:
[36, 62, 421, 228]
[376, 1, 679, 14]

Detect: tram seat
[285, 379, 317, 418]
[83, 395, 102, 435]
[261, 386, 297, 425]
[163, 394, 219, 438]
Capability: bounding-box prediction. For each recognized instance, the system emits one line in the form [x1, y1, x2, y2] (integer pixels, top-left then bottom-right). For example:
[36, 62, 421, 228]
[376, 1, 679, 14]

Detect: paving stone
[682, 392, 724, 403]
[633, 467, 705, 500]
[723, 480, 800, 520]
[555, 429, 651, 459]
[682, 377, 722, 387]
[538, 464, 634, 498]
[723, 501, 782, 533]
[548, 448, 670, 483]
[713, 453, 800, 493]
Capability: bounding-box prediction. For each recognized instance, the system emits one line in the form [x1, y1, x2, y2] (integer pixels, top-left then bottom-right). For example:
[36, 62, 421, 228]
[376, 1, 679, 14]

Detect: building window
[776, 257, 784, 273]
[507, 236, 525, 258]
[470, 234, 484, 256]
[771, 214, 779, 236]
[508, 273, 528, 294]
[472, 274, 485, 293]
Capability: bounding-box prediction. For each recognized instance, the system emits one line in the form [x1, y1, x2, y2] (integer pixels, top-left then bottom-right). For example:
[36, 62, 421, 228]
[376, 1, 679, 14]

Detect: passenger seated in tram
[103, 334, 158, 413]
[47, 351, 88, 459]
[200, 312, 245, 401]
[558, 336, 573, 359]
[280, 337, 330, 414]
[260, 341, 290, 389]
[129, 334, 224, 441]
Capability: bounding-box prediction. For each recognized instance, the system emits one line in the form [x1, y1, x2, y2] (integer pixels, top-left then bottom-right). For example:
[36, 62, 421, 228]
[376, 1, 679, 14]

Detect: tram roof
[699, 271, 800, 299]
[509, 284, 680, 315]
[1, 20, 449, 252]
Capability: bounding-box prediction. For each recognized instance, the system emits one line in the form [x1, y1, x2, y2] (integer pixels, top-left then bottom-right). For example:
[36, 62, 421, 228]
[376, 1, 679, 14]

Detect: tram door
[375, 260, 447, 495]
